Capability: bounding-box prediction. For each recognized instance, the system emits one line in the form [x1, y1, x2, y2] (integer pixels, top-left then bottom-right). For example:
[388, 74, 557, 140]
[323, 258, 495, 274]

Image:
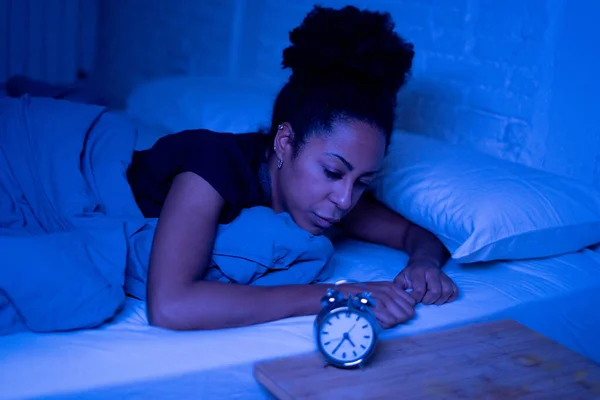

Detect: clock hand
[332, 337, 346, 355]
[343, 332, 356, 348]
[348, 323, 357, 333]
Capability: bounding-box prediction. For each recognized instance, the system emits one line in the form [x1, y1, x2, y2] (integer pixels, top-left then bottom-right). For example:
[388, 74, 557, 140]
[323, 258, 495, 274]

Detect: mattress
[2, 239, 600, 400]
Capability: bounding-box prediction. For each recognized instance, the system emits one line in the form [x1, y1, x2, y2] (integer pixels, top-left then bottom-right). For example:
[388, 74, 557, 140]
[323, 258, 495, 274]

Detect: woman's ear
[274, 122, 294, 160]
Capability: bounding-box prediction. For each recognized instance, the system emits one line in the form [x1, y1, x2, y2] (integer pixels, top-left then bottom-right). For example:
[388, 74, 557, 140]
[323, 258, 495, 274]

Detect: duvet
[0, 96, 333, 335]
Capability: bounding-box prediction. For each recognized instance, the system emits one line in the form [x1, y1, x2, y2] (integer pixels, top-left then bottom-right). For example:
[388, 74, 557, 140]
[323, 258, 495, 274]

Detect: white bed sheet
[2, 240, 600, 400]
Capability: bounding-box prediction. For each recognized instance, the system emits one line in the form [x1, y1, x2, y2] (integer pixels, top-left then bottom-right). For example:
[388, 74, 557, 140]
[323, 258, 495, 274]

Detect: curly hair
[268, 5, 414, 154]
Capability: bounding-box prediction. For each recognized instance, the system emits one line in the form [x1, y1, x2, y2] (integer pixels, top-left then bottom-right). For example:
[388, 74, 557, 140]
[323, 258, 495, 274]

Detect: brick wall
[95, 0, 600, 187]
[244, 0, 562, 167]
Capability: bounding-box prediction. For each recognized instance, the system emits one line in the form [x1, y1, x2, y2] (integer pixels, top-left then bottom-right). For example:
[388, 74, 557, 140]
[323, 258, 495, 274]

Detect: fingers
[421, 272, 442, 305]
[369, 283, 416, 329]
[429, 274, 459, 305]
[374, 299, 414, 329]
[408, 270, 427, 303]
[434, 276, 454, 305]
[448, 281, 460, 303]
[392, 291, 416, 318]
[389, 284, 417, 308]
[373, 298, 404, 329]
[396, 266, 460, 306]
[392, 273, 409, 290]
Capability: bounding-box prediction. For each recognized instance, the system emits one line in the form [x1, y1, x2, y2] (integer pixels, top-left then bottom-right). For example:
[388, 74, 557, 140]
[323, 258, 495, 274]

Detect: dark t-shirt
[127, 129, 272, 223]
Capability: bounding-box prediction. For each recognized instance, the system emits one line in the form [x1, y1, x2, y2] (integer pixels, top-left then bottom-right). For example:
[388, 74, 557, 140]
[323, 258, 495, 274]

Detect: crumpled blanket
[125, 207, 335, 301]
[0, 96, 334, 335]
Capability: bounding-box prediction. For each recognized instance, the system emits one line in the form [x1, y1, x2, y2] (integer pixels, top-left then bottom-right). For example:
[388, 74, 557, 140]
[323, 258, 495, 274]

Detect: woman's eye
[356, 180, 370, 188]
[324, 169, 342, 180]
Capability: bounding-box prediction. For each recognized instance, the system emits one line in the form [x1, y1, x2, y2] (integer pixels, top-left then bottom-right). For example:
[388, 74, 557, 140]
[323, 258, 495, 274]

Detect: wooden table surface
[253, 319, 600, 399]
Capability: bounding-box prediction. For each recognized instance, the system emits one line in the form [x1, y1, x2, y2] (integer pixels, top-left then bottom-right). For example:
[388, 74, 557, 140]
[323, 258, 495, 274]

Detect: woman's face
[272, 119, 386, 235]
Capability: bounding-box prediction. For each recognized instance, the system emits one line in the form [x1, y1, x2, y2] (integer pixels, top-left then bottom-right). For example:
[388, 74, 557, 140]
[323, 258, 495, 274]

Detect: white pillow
[373, 131, 600, 263]
[125, 76, 277, 134]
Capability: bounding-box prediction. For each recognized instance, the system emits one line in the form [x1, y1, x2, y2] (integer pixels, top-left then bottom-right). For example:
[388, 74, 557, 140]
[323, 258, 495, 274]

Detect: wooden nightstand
[254, 319, 600, 399]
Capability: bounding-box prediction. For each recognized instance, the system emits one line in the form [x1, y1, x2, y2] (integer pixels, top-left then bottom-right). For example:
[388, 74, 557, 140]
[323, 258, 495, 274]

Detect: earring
[277, 158, 283, 169]
[277, 124, 284, 130]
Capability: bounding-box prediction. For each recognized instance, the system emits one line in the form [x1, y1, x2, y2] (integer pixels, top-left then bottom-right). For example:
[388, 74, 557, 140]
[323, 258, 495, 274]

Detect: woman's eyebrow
[327, 152, 354, 171]
[326, 152, 379, 176]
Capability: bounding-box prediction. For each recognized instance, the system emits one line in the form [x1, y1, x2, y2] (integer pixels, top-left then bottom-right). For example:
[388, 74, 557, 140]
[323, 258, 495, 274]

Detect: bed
[2, 240, 600, 400]
[2, 77, 600, 399]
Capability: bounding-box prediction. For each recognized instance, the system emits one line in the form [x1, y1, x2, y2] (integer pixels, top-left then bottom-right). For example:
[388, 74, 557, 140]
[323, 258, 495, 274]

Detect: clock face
[317, 308, 376, 366]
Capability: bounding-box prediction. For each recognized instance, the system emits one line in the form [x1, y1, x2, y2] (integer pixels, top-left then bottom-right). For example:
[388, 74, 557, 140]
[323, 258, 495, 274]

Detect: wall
[95, 0, 239, 107]
[0, 0, 98, 84]
[95, 0, 600, 187]
[545, 1, 600, 186]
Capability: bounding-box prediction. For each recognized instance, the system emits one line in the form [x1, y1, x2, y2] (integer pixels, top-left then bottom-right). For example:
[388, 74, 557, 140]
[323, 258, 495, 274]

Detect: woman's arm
[146, 172, 327, 330]
[338, 193, 449, 267]
[338, 193, 458, 305]
[147, 173, 419, 330]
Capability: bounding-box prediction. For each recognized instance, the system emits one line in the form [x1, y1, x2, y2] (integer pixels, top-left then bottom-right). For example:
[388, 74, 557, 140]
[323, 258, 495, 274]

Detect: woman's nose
[330, 182, 352, 211]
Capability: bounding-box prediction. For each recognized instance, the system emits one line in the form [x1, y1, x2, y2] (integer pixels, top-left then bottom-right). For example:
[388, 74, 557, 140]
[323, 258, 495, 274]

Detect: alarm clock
[314, 280, 380, 369]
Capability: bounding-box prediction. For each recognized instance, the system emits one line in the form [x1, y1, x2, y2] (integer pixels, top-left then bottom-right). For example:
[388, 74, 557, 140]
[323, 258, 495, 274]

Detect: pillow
[125, 76, 277, 134]
[373, 131, 600, 263]
[126, 114, 171, 150]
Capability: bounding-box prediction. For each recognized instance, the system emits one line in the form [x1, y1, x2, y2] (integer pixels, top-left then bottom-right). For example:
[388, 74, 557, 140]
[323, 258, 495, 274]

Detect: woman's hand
[340, 281, 417, 329]
[394, 263, 458, 306]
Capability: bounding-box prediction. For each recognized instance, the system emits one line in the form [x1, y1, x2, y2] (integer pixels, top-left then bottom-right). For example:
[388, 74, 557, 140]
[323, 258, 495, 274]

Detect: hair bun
[282, 5, 414, 94]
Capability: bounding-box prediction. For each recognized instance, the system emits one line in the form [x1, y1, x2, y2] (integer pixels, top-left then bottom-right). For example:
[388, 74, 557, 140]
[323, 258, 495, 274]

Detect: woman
[127, 5, 458, 331]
